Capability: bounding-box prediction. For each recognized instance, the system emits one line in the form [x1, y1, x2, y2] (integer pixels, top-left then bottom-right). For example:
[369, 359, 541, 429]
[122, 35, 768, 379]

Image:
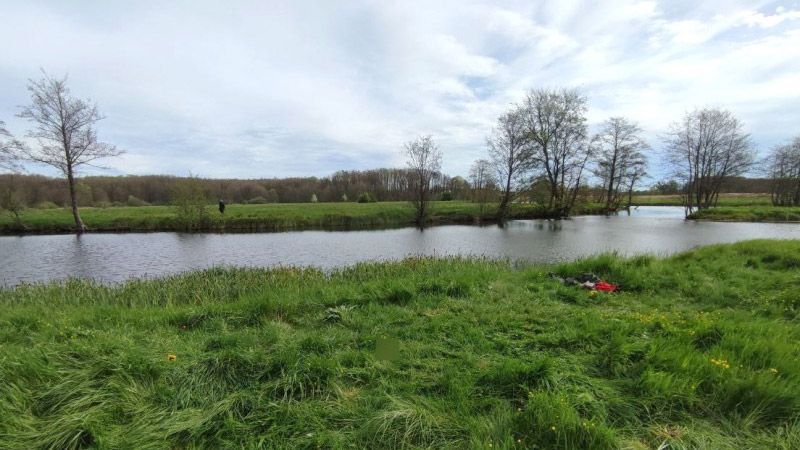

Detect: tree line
[2, 73, 799, 233]
[0, 170, 467, 209]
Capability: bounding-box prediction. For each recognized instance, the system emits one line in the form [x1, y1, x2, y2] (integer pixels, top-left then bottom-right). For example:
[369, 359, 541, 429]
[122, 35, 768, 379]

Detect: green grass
[2, 240, 800, 449]
[689, 207, 800, 222]
[632, 194, 773, 207]
[0, 201, 604, 234]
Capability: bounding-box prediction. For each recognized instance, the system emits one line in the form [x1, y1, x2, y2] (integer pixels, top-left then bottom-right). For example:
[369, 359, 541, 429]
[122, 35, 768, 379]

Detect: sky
[0, 0, 799, 181]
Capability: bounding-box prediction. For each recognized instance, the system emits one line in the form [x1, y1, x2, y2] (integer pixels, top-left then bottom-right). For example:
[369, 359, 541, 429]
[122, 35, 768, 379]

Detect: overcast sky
[1, 0, 798, 180]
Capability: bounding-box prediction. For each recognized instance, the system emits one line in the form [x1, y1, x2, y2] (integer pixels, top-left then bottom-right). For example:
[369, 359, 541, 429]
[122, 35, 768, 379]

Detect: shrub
[171, 176, 210, 231]
[310, 193, 318, 203]
[357, 192, 376, 203]
[246, 196, 267, 204]
[34, 201, 59, 209]
[126, 195, 150, 207]
[440, 191, 454, 201]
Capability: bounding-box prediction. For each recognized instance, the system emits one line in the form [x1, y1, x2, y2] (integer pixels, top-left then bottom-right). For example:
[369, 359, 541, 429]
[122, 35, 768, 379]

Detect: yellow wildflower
[167, 354, 177, 362]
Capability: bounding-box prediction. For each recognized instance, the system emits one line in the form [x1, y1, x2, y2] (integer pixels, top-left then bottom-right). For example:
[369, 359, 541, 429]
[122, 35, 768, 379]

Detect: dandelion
[550, 426, 556, 431]
[517, 438, 522, 443]
[167, 354, 177, 361]
[710, 358, 730, 369]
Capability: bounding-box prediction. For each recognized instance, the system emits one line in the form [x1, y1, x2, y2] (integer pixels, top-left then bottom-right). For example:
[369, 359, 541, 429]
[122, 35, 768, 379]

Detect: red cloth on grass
[595, 281, 617, 292]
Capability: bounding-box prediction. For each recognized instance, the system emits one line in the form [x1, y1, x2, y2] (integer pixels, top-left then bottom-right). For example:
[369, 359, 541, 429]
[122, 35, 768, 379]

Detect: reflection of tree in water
[66, 235, 94, 280]
[533, 221, 563, 231]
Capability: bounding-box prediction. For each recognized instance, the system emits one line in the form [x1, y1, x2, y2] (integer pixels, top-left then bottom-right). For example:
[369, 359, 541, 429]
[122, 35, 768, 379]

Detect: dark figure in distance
[218, 199, 225, 215]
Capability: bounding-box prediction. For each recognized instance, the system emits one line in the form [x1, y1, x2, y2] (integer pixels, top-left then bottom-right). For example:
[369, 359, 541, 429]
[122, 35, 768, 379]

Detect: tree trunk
[496, 174, 512, 222]
[66, 165, 86, 234]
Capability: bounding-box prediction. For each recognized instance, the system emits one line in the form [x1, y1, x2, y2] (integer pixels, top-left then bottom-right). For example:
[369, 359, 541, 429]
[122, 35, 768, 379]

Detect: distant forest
[0, 170, 774, 208]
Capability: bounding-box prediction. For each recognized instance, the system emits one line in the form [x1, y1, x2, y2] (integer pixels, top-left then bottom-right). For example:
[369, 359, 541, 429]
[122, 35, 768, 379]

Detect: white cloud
[0, 0, 798, 179]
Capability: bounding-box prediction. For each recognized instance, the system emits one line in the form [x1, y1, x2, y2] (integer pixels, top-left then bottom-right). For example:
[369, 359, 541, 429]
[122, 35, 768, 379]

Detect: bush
[34, 201, 59, 209]
[357, 192, 376, 203]
[246, 196, 267, 204]
[440, 191, 454, 201]
[126, 195, 150, 207]
[171, 176, 210, 231]
[310, 193, 318, 203]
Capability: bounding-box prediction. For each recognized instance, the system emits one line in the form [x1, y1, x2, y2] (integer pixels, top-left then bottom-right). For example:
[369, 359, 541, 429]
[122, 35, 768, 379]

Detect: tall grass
[1, 240, 799, 448]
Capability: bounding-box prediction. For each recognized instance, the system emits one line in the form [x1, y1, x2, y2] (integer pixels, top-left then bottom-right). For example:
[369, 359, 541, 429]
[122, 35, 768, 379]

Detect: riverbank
[688, 206, 800, 222]
[1, 240, 799, 448]
[0, 201, 605, 234]
[631, 193, 772, 207]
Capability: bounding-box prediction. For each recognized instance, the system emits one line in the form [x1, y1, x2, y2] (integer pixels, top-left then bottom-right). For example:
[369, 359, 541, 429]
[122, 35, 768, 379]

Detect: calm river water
[1, 207, 798, 286]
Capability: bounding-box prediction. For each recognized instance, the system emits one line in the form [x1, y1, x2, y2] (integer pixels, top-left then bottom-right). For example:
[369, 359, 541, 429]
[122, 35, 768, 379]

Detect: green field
[631, 193, 773, 207]
[0, 196, 794, 234]
[0, 201, 603, 234]
[689, 207, 800, 223]
[1, 240, 799, 449]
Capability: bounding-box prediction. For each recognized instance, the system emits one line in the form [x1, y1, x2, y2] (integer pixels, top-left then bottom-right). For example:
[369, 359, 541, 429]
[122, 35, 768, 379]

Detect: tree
[521, 88, 590, 216]
[17, 72, 122, 233]
[469, 159, 496, 215]
[0, 120, 22, 173]
[0, 175, 25, 227]
[171, 175, 209, 231]
[592, 117, 649, 211]
[652, 179, 680, 195]
[488, 108, 531, 221]
[404, 135, 442, 226]
[766, 136, 800, 206]
[664, 108, 754, 215]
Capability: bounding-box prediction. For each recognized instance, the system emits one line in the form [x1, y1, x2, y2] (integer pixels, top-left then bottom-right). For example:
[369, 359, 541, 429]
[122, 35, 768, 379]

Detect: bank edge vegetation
[0, 240, 799, 449]
[2, 72, 800, 233]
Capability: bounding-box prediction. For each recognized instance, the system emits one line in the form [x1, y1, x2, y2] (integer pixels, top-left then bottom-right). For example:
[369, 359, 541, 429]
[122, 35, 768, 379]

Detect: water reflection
[1, 207, 798, 286]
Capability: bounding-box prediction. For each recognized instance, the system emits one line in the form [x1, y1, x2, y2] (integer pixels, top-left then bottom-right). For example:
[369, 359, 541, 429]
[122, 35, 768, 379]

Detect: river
[1, 207, 798, 286]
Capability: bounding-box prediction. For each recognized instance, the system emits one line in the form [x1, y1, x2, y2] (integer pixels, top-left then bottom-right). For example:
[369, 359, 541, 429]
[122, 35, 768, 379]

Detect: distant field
[689, 206, 800, 222]
[632, 193, 773, 207]
[1, 240, 799, 448]
[0, 201, 603, 234]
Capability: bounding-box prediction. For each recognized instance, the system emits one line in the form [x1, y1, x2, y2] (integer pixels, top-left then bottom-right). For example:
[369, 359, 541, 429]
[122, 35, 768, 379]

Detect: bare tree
[404, 135, 442, 226]
[521, 88, 590, 216]
[592, 117, 649, 212]
[664, 108, 754, 216]
[469, 159, 496, 215]
[766, 136, 800, 206]
[488, 108, 531, 221]
[0, 121, 22, 173]
[17, 72, 122, 233]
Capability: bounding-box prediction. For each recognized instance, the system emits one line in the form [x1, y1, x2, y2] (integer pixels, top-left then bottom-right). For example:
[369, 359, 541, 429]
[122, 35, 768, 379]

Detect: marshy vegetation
[1, 240, 799, 449]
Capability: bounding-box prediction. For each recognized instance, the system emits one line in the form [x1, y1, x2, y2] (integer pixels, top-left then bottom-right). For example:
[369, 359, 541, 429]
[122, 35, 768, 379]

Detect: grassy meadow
[630, 193, 773, 207]
[0, 201, 595, 234]
[688, 207, 800, 223]
[1, 240, 799, 449]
